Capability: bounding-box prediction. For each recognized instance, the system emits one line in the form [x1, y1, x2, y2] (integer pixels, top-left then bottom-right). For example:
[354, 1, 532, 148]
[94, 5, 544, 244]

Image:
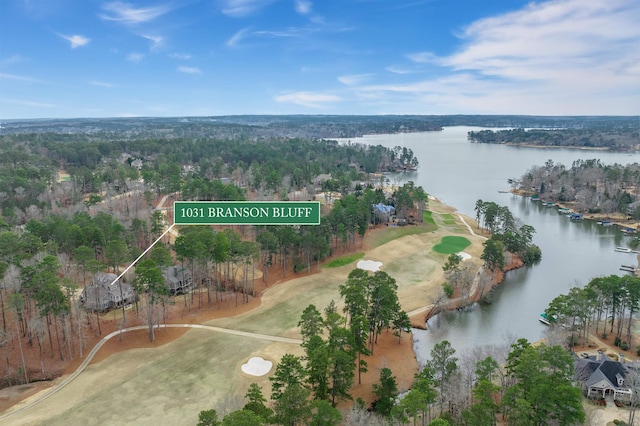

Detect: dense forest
[468, 125, 639, 151]
[515, 159, 640, 220]
[0, 115, 636, 424]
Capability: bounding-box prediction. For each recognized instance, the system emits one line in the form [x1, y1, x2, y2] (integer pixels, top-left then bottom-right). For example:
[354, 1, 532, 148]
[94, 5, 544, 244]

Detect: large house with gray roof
[80, 272, 136, 311]
[574, 351, 634, 401]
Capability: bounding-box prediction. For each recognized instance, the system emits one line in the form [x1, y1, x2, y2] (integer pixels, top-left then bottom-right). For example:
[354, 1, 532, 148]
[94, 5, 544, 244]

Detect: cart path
[408, 214, 486, 318]
[0, 324, 301, 421]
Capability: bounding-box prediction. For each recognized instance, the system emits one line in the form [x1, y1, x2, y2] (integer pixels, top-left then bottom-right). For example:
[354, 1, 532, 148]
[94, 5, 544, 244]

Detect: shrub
[614, 336, 622, 347]
[620, 341, 629, 351]
[442, 282, 454, 298]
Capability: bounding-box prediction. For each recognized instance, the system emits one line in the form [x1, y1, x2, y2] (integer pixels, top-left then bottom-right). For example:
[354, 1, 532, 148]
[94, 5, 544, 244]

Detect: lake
[340, 127, 639, 360]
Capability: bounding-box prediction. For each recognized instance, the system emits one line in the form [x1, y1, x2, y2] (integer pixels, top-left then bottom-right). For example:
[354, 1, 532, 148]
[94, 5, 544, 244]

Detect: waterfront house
[574, 351, 634, 401]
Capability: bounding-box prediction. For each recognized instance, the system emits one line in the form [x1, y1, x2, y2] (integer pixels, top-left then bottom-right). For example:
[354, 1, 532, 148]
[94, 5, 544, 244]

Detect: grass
[325, 252, 365, 268]
[433, 236, 471, 254]
[423, 210, 436, 225]
[367, 222, 437, 249]
[439, 213, 457, 225]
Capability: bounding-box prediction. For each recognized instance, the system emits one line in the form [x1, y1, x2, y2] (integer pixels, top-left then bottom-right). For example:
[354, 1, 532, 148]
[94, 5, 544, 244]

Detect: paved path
[408, 215, 486, 320]
[0, 324, 301, 421]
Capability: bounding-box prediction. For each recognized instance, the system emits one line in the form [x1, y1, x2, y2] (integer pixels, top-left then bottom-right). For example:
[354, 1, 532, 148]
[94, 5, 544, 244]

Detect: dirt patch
[1, 199, 493, 425]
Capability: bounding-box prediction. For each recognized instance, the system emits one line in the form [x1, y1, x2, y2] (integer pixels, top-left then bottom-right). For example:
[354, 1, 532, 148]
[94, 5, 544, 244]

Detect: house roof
[575, 358, 628, 390]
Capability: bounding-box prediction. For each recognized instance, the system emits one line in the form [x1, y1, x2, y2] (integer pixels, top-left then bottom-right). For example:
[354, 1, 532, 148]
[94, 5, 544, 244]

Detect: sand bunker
[458, 252, 472, 260]
[357, 259, 383, 272]
[241, 357, 273, 376]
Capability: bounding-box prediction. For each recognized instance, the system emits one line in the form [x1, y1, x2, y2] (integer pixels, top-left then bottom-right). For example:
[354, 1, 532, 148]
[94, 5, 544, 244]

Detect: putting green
[433, 236, 471, 254]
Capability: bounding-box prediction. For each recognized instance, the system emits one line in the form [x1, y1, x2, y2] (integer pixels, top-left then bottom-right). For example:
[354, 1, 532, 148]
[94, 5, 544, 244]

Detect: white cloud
[127, 53, 144, 63]
[227, 28, 251, 47]
[57, 34, 90, 48]
[0, 73, 43, 83]
[100, 2, 170, 24]
[169, 52, 192, 60]
[383, 0, 640, 114]
[90, 81, 114, 88]
[221, 0, 274, 17]
[274, 91, 341, 108]
[295, 0, 312, 15]
[178, 66, 202, 74]
[385, 66, 415, 75]
[142, 34, 163, 50]
[3, 98, 56, 108]
[407, 52, 437, 64]
[1, 54, 28, 66]
[337, 74, 372, 86]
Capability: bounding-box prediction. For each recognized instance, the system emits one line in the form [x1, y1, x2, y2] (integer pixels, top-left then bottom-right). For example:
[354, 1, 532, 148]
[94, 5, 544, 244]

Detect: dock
[620, 265, 637, 273]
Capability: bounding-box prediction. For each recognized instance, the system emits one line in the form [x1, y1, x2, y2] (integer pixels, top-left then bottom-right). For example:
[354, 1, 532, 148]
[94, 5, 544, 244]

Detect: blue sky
[1, 0, 638, 119]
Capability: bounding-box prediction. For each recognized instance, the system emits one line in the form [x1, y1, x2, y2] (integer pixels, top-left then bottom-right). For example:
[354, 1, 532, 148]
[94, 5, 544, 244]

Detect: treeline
[468, 127, 639, 151]
[0, 132, 420, 224]
[0, 179, 428, 387]
[546, 274, 640, 352]
[516, 159, 640, 218]
[197, 299, 585, 425]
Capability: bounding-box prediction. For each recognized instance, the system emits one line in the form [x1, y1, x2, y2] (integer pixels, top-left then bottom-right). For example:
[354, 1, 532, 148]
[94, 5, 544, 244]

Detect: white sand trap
[357, 259, 383, 272]
[241, 357, 273, 376]
[458, 251, 472, 260]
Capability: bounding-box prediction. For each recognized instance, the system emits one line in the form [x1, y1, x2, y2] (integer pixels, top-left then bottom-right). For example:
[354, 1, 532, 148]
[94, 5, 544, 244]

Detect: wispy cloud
[380, 0, 640, 114]
[127, 53, 144, 63]
[385, 66, 416, 75]
[1, 54, 28, 66]
[227, 28, 251, 47]
[0, 73, 43, 83]
[142, 34, 163, 50]
[295, 0, 312, 15]
[90, 80, 114, 88]
[169, 53, 191, 60]
[406, 51, 437, 64]
[57, 33, 90, 48]
[274, 91, 341, 108]
[3, 98, 56, 108]
[337, 74, 372, 86]
[99, 2, 170, 24]
[221, 0, 275, 17]
[178, 66, 201, 74]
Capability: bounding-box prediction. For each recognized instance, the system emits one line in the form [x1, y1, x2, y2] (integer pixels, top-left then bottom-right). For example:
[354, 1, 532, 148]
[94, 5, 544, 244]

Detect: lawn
[432, 235, 471, 254]
[325, 252, 364, 268]
[366, 222, 437, 249]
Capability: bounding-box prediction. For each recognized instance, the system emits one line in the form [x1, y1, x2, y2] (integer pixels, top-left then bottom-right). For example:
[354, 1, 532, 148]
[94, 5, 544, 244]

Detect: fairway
[432, 235, 471, 254]
[3, 198, 487, 426]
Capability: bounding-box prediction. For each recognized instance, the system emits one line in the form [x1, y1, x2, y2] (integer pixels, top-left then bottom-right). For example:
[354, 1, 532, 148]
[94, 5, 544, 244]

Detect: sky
[1, 0, 639, 119]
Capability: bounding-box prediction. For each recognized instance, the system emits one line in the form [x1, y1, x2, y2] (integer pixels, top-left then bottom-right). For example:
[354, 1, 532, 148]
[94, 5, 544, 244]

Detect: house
[372, 203, 395, 224]
[574, 351, 634, 401]
[81, 272, 136, 311]
[162, 265, 192, 295]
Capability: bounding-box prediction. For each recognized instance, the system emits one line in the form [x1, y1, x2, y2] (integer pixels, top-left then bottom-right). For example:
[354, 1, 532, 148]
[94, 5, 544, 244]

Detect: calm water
[341, 127, 639, 360]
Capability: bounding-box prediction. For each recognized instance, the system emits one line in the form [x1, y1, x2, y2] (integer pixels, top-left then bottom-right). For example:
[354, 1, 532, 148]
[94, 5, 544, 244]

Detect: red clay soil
[0, 258, 420, 413]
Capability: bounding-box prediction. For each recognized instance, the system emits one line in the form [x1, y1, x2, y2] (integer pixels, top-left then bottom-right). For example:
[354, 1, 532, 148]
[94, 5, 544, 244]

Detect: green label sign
[174, 201, 321, 225]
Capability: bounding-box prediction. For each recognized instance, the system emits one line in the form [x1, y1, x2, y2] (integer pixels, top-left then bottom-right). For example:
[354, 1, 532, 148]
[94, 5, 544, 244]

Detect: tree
[373, 367, 398, 417]
[502, 340, 584, 425]
[133, 259, 169, 342]
[270, 353, 306, 401]
[309, 400, 342, 426]
[221, 409, 264, 426]
[197, 409, 221, 426]
[273, 382, 311, 426]
[243, 383, 272, 422]
[426, 340, 458, 415]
